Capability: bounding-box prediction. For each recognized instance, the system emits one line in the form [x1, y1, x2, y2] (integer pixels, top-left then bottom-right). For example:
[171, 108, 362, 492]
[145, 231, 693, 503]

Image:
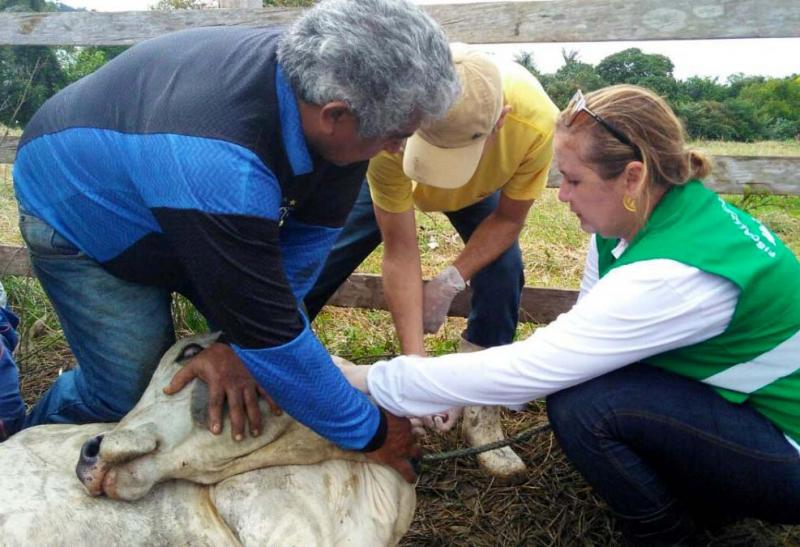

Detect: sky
[56, 0, 799, 82]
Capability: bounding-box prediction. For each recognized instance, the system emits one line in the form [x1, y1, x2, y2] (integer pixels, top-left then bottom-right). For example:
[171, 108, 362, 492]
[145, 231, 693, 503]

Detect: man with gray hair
[10, 0, 458, 480]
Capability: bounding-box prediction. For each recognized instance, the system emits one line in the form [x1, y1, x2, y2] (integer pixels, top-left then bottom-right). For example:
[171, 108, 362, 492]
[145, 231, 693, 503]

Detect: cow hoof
[475, 446, 528, 485]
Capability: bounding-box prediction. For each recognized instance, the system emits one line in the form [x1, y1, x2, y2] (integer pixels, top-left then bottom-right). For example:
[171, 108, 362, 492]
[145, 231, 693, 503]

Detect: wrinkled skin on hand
[163, 342, 278, 441]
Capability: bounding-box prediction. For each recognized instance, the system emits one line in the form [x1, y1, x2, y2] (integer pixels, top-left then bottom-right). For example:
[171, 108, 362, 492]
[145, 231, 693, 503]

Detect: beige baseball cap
[402, 43, 503, 189]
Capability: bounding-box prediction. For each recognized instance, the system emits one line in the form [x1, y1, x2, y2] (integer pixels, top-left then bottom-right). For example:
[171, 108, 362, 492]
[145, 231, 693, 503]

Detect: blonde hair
[557, 85, 712, 214]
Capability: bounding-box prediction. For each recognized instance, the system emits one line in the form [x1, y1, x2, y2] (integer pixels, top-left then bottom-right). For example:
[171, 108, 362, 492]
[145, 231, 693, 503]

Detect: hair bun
[687, 149, 712, 180]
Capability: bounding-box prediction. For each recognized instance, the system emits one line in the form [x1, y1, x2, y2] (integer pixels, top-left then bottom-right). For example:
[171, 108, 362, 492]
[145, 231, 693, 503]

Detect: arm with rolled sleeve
[368, 152, 427, 356]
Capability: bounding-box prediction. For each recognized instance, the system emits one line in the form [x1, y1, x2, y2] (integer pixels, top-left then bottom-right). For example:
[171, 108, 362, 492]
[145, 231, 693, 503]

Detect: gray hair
[278, 0, 460, 138]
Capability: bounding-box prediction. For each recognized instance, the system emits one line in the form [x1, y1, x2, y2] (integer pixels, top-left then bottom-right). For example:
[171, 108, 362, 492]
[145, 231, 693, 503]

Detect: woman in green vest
[342, 84, 800, 544]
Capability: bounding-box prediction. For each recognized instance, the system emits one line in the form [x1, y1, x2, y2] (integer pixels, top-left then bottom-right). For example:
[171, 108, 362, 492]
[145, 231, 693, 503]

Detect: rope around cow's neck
[421, 421, 551, 464]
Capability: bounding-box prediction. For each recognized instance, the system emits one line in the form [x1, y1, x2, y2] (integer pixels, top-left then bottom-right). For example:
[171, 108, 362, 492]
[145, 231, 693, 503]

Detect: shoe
[0, 419, 7, 443]
[458, 336, 528, 484]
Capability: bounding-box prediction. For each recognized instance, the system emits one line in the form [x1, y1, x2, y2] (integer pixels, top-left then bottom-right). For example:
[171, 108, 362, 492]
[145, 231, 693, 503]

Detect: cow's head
[76, 333, 362, 500]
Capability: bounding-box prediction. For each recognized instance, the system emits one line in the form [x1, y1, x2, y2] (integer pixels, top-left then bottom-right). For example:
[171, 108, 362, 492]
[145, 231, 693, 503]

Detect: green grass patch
[690, 139, 800, 156]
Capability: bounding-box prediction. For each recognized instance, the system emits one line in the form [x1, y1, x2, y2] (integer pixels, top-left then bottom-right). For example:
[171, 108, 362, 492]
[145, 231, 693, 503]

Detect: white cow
[0, 334, 415, 546]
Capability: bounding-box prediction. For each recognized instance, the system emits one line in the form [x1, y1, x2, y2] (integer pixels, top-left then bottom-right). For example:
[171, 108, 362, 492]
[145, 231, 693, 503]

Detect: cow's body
[0, 335, 415, 546]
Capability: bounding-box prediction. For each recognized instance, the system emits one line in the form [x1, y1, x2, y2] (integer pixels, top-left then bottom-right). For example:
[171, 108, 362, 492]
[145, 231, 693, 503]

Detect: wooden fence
[1, 0, 799, 322]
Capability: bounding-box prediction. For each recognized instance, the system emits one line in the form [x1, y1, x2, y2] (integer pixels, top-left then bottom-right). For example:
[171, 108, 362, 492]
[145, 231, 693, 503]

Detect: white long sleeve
[367, 258, 739, 418]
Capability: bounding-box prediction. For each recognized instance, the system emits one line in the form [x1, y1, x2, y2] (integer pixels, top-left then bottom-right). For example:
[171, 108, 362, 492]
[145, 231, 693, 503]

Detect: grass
[1, 140, 800, 545]
[692, 139, 800, 157]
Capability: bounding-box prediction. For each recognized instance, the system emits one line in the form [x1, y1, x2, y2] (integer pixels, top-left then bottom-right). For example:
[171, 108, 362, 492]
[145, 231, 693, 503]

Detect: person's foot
[0, 419, 8, 443]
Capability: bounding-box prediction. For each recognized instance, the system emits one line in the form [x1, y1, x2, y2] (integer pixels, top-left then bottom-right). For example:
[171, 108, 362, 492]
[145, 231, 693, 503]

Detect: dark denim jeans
[0, 303, 24, 436]
[19, 210, 176, 427]
[304, 180, 525, 347]
[547, 363, 800, 544]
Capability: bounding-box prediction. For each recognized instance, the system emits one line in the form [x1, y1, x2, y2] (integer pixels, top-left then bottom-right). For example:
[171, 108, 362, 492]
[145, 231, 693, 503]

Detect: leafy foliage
[0, 0, 64, 127]
[596, 47, 679, 100]
[537, 50, 607, 108]
[513, 46, 799, 141]
[61, 47, 127, 85]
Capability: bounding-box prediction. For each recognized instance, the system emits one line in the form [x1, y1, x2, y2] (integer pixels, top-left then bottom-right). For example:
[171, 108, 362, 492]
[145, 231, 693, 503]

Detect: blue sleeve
[233, 314, 381, 450]
[279, 216, 342, 302]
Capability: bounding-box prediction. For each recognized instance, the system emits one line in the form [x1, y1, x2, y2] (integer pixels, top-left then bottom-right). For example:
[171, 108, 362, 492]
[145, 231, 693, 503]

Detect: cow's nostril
[80, 434, 104, 460]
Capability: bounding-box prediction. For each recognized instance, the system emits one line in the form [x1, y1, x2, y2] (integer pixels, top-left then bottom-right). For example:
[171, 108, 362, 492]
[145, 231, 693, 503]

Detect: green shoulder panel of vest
[595, 180, 800, 443]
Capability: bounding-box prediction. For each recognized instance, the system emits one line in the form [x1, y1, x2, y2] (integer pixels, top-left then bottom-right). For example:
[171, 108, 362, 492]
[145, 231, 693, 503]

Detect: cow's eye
[179, 343, 205, 362]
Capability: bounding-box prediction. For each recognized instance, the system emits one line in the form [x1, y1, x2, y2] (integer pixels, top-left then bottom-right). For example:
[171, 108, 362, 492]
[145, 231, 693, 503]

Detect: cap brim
[402, 134, 484, 190]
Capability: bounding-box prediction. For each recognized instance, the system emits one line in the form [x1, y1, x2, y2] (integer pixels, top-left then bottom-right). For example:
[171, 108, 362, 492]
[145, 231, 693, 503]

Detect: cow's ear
[178, 343, 205, 362]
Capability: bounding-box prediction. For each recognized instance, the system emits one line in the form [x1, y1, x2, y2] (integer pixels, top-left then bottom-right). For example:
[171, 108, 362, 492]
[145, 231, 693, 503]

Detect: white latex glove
[421, 407, 462, 433]
[408, 417, 427, 437]
[331, 356, 370, 394]
[409, 407, 462, 436]
[422, 265, 466, 334]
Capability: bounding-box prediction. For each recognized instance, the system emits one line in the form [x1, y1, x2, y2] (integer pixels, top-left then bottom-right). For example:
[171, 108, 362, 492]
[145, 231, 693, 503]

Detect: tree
[596, 48, 678, 100]
[726, 72, 766, 98]
[679, 76, 729, 103]
[738, 76, 800, 140]
[61, 46, 127, 85]
[0, 0, 65, 127]
[513, 50, 542, 79]
[675, 99, 764, 141]
[0, 0, 49, 10]
[540, 49, 606, 108]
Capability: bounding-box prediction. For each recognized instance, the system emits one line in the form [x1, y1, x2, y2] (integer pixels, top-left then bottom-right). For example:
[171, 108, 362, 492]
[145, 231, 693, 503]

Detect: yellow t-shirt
[367, 59, 558, 213]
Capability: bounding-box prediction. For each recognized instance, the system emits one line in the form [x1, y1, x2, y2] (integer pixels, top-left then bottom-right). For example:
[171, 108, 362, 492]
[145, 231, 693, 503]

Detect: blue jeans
[304, 181, 524, 347]
[0, 302, 24, 437]
[19, 210, 176, 427]
[547, 363, 800, 544]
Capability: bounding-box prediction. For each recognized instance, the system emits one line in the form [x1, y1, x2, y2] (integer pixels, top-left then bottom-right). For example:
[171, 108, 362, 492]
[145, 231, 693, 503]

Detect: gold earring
[623, 195, 637, 213]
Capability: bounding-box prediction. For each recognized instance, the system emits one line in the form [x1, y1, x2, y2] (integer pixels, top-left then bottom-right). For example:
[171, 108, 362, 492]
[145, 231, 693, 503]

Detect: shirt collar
[276, 64, 314, 176]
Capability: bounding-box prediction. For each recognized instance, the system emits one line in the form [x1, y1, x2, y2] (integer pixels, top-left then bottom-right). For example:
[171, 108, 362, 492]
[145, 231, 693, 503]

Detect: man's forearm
[453, 212, 525, 281]
[382, 251, 426, 355]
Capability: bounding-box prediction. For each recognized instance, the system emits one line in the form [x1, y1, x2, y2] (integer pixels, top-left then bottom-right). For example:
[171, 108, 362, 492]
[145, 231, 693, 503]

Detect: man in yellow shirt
[305, 44, 558, 481]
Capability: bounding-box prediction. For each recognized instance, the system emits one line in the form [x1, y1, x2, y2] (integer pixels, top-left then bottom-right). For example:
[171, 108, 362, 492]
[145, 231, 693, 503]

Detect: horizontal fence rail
[327, 272, 578, 325]
[1, 0, 797, 322]
[1, 0, 799, 47]
[0, 245, 578, 323]
[2, 136, 798, 195]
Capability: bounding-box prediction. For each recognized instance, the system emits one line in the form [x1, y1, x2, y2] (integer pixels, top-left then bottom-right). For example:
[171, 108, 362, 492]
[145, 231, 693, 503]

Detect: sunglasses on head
[566, 90, 642, 161]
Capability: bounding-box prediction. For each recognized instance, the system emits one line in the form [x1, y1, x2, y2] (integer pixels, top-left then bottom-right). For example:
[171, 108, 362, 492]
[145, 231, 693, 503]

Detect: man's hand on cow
[365, 410, 423, 483]
[163, 342, 281, 441]
[422, 265, 466, 334]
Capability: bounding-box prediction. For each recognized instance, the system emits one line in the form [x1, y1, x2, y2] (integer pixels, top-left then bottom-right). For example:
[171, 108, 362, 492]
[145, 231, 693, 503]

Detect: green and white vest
[597, 180, 800, 443]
